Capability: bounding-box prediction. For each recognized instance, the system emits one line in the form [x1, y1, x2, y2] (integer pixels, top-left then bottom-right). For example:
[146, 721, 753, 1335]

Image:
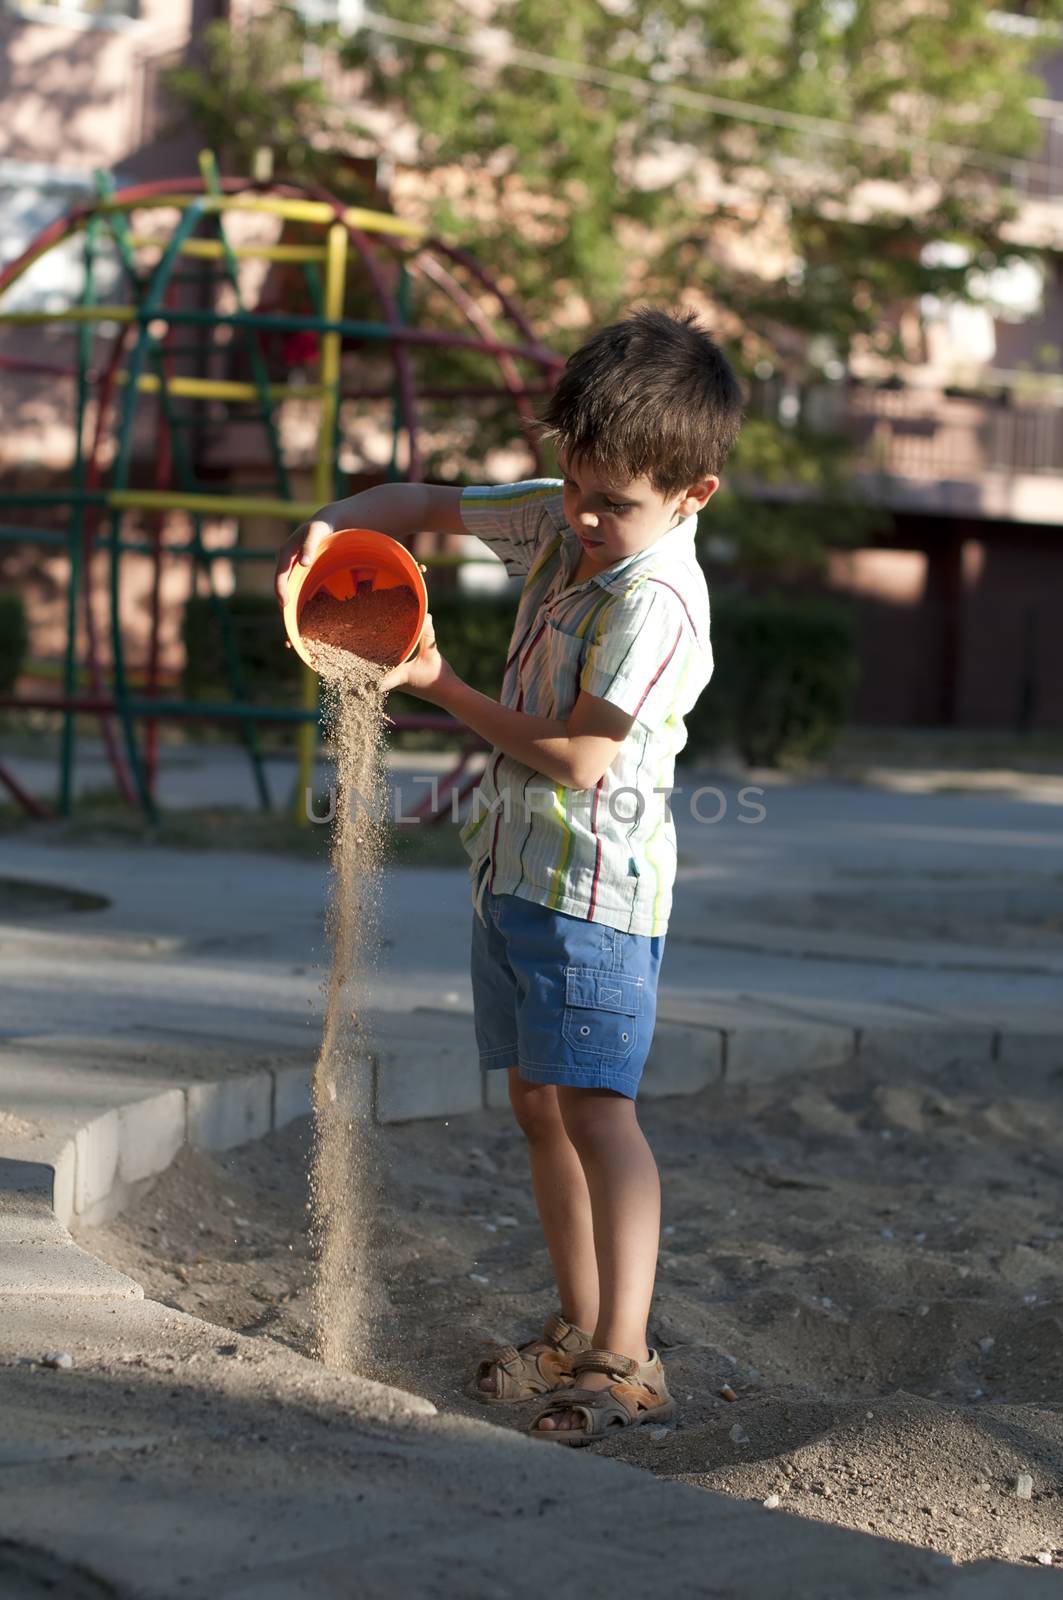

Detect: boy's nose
[579, 513, 599, 529]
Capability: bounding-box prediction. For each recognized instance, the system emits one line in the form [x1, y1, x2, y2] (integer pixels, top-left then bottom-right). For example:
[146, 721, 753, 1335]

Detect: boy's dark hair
[538, 306, 744, 493]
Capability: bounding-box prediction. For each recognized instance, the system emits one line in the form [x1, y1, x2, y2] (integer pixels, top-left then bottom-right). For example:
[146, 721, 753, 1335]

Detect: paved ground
[3, 761, 1062, 1045]
[1, 755, 1061, 1596]
[9, 1292, 1058, 1600]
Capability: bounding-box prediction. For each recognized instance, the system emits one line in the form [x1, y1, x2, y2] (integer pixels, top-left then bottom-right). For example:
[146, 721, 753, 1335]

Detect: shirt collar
[561, 512, 699, 593]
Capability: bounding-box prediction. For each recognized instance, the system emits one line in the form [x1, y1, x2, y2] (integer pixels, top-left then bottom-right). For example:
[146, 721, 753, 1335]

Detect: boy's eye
[604, 500, 630, 513]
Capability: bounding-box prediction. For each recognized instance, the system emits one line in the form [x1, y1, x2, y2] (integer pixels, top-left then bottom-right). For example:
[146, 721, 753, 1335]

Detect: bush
[0, 595, 28, 693]
[181, 584, 857, 770]
[384, 587, 518, 728]
[686, 592, 859, 767]
[417, 588, 517, 695]
[180, 587, 519, 721]
[182, 594, 303, 703]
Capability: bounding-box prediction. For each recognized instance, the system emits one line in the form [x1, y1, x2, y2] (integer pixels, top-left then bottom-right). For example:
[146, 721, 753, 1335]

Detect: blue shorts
[470, 876, 664, 1100]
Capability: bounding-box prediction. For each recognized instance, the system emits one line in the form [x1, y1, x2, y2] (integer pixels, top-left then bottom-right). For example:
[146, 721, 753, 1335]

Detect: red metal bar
[0, 762, 50, 819]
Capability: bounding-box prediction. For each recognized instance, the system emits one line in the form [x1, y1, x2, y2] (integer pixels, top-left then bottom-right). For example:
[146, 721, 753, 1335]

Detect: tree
[170, 1, 1063, 573]
[343, 1, 1062, 570]
[165, 9, 372, 197]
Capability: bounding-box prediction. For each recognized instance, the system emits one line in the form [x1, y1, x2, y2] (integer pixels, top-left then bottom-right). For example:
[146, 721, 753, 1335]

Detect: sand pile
[301, 585, 418, 1371]
[87, 1044, 1063, 1567]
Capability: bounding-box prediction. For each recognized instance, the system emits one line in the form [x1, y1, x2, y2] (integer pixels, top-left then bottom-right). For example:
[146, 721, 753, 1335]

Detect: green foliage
[687, 592, 859, 767]
[0, 595, 28, 693]
[167, 2, 1062, 579]
[180, 586, 520, 730]
[386, 582, 858, 772]
[345, 0, 1060, 337]
[164, 10, 372, 196]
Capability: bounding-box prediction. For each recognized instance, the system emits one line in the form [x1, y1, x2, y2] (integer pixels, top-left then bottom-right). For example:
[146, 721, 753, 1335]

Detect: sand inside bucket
[301, 585, 419, 669]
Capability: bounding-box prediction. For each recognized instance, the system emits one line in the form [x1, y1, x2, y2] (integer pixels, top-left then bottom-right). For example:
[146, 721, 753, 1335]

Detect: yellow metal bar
[125, 235, 329, 263]
[96, 193, 422, 238]
[0, 196, 416, 306]
[315, 222, 347, 504]
[0, 306, 133, 325]
[296, 220, 349, 824]
[117, 372, 326, 403]
[342, 204, 419, 239]
[297, 666, 318, 827]
[108, 489, 321, 520]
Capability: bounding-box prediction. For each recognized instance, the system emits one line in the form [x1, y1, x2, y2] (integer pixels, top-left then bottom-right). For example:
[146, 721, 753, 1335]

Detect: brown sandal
[467, 1311, 593, 1405]
[527, 1347, 676, 1444]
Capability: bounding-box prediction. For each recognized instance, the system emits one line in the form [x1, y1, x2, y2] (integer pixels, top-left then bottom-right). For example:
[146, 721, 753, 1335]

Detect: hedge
[183, 593, 304, 703]
[0, 594, 28, 694]
[181, 584, 858, 767]
[689, 591, 859, 767]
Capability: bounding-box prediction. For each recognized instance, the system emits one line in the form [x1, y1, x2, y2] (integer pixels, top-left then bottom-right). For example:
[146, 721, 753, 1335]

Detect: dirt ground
[81, 1050, 1063, 1571]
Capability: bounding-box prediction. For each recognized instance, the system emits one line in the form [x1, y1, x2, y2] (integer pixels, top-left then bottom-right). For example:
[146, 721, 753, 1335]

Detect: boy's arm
[274, 483, 464, 605]
[380, 612, 633, 791]
[438, 679, 634, 792]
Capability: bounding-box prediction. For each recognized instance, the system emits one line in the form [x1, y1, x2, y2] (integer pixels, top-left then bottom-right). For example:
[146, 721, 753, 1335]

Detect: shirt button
[579, 1025, 590, 1037]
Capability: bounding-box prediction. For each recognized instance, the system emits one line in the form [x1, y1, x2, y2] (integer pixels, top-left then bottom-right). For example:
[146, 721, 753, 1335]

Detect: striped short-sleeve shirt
[457, 479, 713, 937]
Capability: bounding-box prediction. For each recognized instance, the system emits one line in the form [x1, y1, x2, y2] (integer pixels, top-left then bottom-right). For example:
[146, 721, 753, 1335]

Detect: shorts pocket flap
[564, 968, 642, 1015]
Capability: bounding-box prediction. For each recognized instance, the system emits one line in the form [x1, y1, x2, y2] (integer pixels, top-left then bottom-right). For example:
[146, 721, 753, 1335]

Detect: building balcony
[751, 379, 1063, 526]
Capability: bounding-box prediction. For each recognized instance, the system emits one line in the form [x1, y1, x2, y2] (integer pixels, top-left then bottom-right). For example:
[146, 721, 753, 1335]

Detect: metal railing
[754, 379, 1063, 480]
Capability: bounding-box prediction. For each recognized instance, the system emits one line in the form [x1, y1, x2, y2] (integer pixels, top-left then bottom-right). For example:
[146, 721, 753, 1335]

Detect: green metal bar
[9, 696, 319, 724]
[0, 526, 70, 546]
[199, 152, 292, 504]
[151, 368, 273, 809]
[97, 167, 272, 814]
[191, 155, 285, 813]
[59, 216, 100, 815]
[386, 261, 413, 484]
[2, 489, 108, 506]
[300, 258, 324, 318]
[107, 200, 211, 821]
[190, 513, 273, 811]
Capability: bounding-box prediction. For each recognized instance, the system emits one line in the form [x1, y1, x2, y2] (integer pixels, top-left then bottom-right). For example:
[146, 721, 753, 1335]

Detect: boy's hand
[380, 612, 455, 705]
[274, 510, 337, 607]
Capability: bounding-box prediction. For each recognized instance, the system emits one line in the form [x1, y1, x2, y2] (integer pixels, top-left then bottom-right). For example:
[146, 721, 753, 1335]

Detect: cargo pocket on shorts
[561, 967, 642, 1060]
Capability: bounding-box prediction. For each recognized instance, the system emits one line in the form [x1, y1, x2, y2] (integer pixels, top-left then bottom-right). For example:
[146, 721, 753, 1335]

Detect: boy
[275, 307, 743, 1442]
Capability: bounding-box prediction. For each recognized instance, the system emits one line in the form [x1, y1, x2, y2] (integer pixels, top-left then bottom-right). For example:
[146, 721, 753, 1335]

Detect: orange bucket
[282, 528, 428, 671]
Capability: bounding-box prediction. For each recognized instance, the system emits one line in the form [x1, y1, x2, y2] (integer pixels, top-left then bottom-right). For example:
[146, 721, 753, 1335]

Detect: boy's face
[560, 453, 717, 575]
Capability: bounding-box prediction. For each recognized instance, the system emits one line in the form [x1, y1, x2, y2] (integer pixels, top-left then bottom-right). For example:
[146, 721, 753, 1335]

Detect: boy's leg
[533, 1085, 660, 1432]
[479, 1068, 599, 1393]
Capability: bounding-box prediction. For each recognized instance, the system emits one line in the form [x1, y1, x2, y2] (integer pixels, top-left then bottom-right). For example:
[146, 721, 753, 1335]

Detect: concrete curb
[0, 1057, 314, 1238]
[1, 1012, 1060, 1300]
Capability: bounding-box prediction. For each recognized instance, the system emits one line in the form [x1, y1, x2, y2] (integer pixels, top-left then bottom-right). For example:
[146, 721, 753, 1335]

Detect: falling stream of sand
[301, 584, 420, 1370]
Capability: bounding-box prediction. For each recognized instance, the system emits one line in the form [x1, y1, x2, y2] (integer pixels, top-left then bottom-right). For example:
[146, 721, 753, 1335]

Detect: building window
[5, 0, 140, 30]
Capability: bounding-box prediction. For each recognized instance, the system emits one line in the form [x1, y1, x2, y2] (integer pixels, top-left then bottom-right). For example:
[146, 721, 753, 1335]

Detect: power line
[356, 7, 1055, 190]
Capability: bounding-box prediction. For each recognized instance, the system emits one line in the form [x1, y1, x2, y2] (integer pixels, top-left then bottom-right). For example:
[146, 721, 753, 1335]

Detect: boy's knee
[558, 1085, 632, 1148]
[508, 1071, 562, 1142]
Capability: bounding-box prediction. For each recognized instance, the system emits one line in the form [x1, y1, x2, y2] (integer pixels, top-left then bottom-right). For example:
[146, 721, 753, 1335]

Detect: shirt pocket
[541, 618, 587, 720]
[561, 966, 642, 1060]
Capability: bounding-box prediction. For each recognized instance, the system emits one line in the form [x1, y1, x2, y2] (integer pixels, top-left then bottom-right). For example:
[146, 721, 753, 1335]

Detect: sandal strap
[541, 1312, 592, 1352]
[571, 1347, 639, 1380]
[487, 1344, 523, 1376]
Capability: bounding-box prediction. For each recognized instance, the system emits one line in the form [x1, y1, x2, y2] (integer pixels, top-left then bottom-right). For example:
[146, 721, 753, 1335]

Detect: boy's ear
[677, 477, 718, 518]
